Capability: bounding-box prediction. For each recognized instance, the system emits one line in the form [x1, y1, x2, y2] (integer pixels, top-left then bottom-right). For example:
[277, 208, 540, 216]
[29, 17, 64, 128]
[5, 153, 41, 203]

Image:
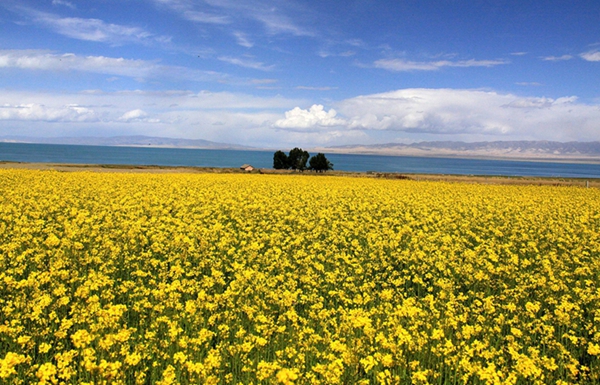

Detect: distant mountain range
[2, 136, 600, 162]
[0, 135, 253, 150]
[316, 140, 600, 162]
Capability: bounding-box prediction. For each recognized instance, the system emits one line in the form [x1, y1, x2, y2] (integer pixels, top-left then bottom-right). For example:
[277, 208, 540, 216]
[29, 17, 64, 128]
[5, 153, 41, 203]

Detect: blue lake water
[1, 142, 600, 178]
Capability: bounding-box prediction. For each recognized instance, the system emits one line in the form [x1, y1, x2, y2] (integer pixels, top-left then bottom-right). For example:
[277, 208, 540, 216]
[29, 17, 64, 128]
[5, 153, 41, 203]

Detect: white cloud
[182, 10, 231, 24]
[275, 129, 369, 148]
[152, 0, 231, 24]
[318, 50, 356, 58]
[119, 109, 160, 123]
[22, 9, 170, 46]
[0, 49, 227, 82]
[152, 0, 189, 6]
[502, 96, 577, 109]
[0, 103, 98, 122]
[2, 88, 598, 147]
[52, 0, 75, 9]
[251, 10, 312, 36]
[337, 89, 599, 141]
[274, 105, 347, 131]
[206, 0, 312, 36]
[373, 59, 438, 71]
[218, 56, 274, 71]
[580, 49, 600, 62]
[374, 58, 508, 72]
[120, 109, 147, 121]
[154, 0, 313, 36]
[295, 86, 338, 91]
[233, 32, 254, 48]
[0, 50, 151, 76]
[250, 78, 278, 85]
[0, 89, 305, 146]
[318, 38, 363, 58]
[542, 55, 573, 61]
[274, 89, 600, 142]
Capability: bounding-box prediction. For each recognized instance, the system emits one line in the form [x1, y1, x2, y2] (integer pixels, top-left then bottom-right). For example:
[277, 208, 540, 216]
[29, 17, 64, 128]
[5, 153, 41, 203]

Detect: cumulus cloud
[119, 109, 147, 121]
[374, 58, 508, 72]
[502, 96, 577, 109]
[0, 49, 227, 82]
[2, 88, 598, 147]
[118, 109, 160, 123]
[0, 89, 304, 146]
[580, 49, 600, 62]
[275, 129, 370, 148]
[274, 89, 600, 142]
[274, 105, 347, 131]
[336, 89, 596, 139]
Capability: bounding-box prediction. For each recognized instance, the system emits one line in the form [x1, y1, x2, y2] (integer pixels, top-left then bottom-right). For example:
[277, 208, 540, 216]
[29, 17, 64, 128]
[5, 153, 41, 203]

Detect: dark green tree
[309, 153, 334, 173]
[287, 147, 310, 171]
[273, 150, 289, 169]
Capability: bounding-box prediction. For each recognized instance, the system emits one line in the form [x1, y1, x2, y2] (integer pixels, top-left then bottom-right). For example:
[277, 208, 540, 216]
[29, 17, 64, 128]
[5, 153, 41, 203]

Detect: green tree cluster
[308, 153, 334, 173]
[273, 148, 333, 172]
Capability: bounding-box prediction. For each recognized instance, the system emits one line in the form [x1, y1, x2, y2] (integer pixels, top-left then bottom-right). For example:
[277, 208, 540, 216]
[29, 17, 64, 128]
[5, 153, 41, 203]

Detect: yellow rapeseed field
[0, 169, 599, 384]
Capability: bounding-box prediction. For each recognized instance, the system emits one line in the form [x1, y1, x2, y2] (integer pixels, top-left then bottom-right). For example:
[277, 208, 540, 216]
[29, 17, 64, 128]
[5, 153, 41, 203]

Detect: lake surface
[2, 142, 600, 178]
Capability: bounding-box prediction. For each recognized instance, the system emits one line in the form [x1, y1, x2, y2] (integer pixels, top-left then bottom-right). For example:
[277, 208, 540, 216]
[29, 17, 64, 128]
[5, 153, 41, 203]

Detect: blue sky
[1, 0, 599, 148]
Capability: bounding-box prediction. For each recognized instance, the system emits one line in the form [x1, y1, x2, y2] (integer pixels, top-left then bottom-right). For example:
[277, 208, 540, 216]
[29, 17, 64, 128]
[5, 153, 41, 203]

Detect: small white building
[240, 164, 254, 172]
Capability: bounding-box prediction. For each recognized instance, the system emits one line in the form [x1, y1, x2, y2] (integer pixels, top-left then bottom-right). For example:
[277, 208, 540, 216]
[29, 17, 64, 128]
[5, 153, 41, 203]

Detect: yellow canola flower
[71, 329, 93, 349]
[36, 362, 58, 384]
[0, 352, 29, 379]
[125, 352, 142, 366]
[360, 355, 377, 373]
[44, 233, 61, 248]
[0, 169, 599, 384]
[588, 343, 600, 356]
[156, 365, 177, 385]
[257, 361, 280, 381]
[411, 369, 430, 384]
[276, 368, 299, 384]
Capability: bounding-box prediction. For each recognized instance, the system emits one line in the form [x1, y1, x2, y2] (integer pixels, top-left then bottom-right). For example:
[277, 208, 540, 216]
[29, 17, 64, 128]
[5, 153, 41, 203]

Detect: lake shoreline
[310, 147, 600, 165]
[2, 161, 598, 188]
[5, 140, 600, 164]
[3, 142, 600, 178]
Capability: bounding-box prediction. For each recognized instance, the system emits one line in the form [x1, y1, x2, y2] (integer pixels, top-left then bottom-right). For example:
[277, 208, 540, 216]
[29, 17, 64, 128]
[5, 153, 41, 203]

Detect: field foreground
[0, 169, 599, 384]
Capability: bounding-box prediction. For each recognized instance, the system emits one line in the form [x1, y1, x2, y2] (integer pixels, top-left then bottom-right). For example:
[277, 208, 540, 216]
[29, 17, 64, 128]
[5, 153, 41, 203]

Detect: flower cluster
[0, 170, 599, 384]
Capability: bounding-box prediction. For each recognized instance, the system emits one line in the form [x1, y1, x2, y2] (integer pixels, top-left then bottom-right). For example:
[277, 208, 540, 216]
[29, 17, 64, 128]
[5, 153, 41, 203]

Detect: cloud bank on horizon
[0, 0, 599, 148]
